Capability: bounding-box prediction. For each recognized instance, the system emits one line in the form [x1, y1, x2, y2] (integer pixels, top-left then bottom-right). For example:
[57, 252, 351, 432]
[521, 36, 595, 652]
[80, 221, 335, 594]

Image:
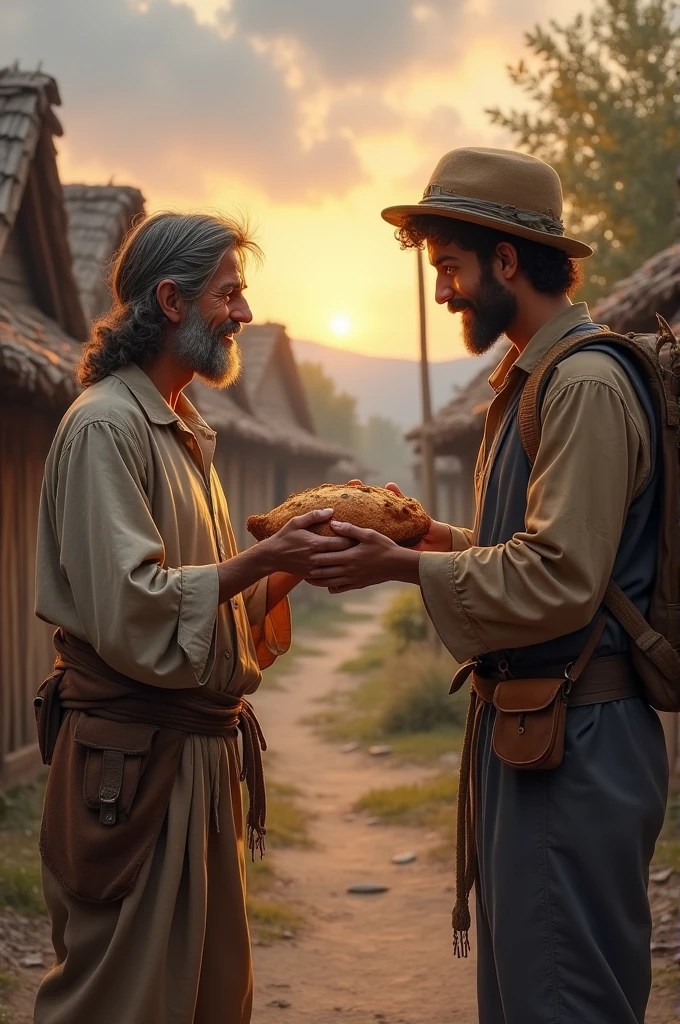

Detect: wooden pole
[417, 246, 438, 520]
[416, 247, 440, 649]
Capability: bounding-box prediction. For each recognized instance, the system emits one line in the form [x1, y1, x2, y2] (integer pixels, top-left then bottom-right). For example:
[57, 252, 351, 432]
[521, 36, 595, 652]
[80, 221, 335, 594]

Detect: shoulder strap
[518, 329, 672, 465]
[517, 328, 680, 683]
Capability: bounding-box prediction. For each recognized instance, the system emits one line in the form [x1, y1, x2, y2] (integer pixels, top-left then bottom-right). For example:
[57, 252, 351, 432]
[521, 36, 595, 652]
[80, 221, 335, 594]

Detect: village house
[0, 67, 346, 789]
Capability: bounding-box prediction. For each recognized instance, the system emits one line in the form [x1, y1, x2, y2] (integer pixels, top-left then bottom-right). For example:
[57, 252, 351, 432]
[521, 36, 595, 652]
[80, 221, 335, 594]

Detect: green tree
[487, 0, 679, 301]
[298, 360, 359, 449]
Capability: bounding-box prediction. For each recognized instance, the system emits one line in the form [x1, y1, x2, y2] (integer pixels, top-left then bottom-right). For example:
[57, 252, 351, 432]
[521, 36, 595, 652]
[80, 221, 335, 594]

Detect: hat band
[419, 184, 565, 237]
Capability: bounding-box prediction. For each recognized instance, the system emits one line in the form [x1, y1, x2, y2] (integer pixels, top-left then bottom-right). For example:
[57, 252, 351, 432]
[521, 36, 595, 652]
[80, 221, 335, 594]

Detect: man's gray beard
[173, 303, 242, 388]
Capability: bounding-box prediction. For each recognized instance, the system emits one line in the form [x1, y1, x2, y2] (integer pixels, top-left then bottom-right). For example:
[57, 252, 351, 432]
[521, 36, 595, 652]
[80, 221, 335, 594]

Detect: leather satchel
[492, 677, 567, 769]
[488, 612, 607, 771]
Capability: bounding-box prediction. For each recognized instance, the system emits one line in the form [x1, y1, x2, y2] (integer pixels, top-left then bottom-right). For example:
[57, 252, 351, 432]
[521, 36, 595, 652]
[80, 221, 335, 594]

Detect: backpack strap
[517, 328, 680, 683]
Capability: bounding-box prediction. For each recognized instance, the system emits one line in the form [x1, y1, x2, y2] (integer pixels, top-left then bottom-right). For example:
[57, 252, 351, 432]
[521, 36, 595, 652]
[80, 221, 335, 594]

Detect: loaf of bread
[246, 483, 430, 546]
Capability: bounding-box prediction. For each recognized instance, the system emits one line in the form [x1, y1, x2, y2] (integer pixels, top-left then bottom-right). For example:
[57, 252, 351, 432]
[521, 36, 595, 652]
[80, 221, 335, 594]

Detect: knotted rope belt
[450, 651, 640, 957]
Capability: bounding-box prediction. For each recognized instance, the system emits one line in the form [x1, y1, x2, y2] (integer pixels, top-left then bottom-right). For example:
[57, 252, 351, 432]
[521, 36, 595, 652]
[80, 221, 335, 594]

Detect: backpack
[517, 314, 680, 711]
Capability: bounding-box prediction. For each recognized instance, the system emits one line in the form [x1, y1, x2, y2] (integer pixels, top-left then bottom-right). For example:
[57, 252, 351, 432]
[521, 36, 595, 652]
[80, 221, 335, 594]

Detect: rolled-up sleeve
[50, 419, 219, 687]
[449, 526, 474, 551]
[243, 578, 292, 670]
[419, 375, 648, 662]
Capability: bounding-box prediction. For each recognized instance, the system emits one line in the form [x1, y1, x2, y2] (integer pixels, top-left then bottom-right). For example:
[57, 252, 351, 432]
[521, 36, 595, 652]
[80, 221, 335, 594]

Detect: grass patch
[313, 641, 467, 767]
[246, 894, 303, 944]
[0, 779, 45, 834]
[353, 774, 457, 825]
[0, 975, 17, 994]
[0, 780, 45, 916]
[353, 774, 458, 864]
[653, 785, 680, 871]
[0, 837, 44, 915]
[245, 780, 310, 943]
[652, 960, 680, 994]
[264, 781, 313, 850]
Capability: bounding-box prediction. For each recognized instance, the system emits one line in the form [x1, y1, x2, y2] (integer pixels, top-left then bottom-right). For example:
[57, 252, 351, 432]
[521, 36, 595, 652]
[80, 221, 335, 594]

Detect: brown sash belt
[35, 629, 268, 903]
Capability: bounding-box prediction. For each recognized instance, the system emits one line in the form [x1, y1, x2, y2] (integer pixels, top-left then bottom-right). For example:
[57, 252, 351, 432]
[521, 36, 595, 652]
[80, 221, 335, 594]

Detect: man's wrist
[390, 546, 421, 585]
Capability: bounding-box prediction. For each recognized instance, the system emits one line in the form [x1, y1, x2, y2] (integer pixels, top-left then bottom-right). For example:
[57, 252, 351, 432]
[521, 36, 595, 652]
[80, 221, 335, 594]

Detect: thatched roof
[0, 296, 80, 410]
[190, 378, 347, 461]
[63, 184, 145, 321]
[591, 244, 680, 336]
[241, 322, 317, 434]
[0, 67, 86, 408]
[0, 68, 87, 342]
[236, 321, 345, 460]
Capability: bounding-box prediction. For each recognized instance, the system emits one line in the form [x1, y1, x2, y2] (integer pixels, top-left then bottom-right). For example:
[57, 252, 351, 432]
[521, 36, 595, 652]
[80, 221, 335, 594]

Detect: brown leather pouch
[76, 716, 158, 825]
[40, 712, 183, 902]
[33, 670, 65, 766]
[492, 678, 567, 770]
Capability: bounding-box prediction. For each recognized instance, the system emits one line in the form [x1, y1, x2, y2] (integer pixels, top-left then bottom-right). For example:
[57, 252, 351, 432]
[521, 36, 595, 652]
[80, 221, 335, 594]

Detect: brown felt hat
[381, 147, 592, 258]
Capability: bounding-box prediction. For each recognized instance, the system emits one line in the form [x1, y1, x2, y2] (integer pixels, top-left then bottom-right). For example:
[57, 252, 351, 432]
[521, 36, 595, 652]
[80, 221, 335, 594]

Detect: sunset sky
[1, 0, 588, 361]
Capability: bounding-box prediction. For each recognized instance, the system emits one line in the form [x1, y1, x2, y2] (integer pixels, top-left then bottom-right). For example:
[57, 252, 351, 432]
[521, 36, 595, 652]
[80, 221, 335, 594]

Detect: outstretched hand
[261, 508, 353, 578]
[305, 519, 421, 594]
[346, 479, 452, 553]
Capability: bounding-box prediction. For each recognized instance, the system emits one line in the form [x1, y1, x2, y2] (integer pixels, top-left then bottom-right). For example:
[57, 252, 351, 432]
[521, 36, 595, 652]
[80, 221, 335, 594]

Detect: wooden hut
[0, 69, 347, 787]
[0, 69, 86, 787]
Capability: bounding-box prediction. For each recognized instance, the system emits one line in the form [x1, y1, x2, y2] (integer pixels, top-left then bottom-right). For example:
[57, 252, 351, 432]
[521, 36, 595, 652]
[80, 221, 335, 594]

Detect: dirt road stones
[391, 852, 417, 865]
[347, 882, 390, 895]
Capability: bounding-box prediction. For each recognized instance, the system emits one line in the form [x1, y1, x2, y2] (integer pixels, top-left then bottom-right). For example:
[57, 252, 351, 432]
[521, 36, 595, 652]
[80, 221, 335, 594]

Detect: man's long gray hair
[78, 211, 262, 386]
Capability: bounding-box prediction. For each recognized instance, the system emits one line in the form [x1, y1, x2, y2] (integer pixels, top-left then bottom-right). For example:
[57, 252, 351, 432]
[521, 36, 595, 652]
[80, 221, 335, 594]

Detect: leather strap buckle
[99, 749, 125, 826]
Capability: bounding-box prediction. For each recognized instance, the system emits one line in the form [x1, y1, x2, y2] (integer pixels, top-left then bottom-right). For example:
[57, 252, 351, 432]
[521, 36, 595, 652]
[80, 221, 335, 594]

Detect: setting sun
[329, 313, 353, 338]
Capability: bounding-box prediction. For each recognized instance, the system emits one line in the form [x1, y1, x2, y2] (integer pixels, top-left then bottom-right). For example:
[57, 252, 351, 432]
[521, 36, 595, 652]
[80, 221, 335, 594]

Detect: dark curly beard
[448, 260, 517, 355]
[174, 303, 242, 387]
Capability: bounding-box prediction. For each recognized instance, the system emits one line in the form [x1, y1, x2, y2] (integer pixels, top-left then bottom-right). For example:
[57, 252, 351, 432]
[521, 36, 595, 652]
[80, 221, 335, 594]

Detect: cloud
[233, 0, 459, 85]
[0, 0, 557, 205]
[0, 0, 364, 200]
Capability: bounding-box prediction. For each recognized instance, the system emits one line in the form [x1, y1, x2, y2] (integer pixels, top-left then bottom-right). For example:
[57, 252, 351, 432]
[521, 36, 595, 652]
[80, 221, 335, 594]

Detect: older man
[33, 211, 349, 1024]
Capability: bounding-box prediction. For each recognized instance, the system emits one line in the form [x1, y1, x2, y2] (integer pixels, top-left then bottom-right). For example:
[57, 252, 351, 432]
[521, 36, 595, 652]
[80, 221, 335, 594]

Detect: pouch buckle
[98, 749, 125, 826]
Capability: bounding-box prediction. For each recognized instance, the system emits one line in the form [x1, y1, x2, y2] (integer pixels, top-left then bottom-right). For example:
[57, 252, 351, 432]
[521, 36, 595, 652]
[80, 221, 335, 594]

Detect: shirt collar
[110, 362, 215, 437]
[488, 302, 594, 393]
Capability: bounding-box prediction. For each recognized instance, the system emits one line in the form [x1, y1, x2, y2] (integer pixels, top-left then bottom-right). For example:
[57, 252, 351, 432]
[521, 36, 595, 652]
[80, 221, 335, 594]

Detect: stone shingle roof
[0, 68, 62, 254]
[63, 184, 145, 321]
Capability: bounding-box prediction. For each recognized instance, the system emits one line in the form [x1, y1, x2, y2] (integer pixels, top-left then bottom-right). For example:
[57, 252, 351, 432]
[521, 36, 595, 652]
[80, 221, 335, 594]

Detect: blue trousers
[475, 697, 668, 1024]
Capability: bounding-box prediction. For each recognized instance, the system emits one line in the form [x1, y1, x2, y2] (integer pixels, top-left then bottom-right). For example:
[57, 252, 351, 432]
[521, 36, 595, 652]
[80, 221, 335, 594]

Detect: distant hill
[291, 339, 480, 430]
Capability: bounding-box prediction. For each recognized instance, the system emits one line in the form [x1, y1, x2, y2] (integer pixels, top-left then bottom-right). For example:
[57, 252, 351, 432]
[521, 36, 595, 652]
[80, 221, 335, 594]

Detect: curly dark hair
[78, 211, 262, 386]
[395, 214, 582, 297]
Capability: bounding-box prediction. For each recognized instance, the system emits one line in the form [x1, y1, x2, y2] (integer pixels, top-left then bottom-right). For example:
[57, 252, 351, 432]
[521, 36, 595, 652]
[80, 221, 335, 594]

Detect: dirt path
[250, 595, 478, 1024]
[2, 591, 677, 1022]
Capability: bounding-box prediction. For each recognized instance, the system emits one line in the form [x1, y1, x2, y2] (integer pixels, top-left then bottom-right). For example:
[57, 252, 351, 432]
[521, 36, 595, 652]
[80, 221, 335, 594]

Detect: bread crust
[246, 483, 431, 546]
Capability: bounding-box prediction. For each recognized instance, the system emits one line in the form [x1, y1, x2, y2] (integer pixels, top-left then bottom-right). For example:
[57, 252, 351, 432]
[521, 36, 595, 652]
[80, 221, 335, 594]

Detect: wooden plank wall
[0, 405, 58, 789]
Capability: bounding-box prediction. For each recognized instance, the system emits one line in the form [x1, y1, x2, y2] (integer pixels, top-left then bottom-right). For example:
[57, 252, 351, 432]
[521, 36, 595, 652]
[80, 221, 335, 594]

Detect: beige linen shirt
[419, 303, 651, 663]
[35, 361, 290, 692]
